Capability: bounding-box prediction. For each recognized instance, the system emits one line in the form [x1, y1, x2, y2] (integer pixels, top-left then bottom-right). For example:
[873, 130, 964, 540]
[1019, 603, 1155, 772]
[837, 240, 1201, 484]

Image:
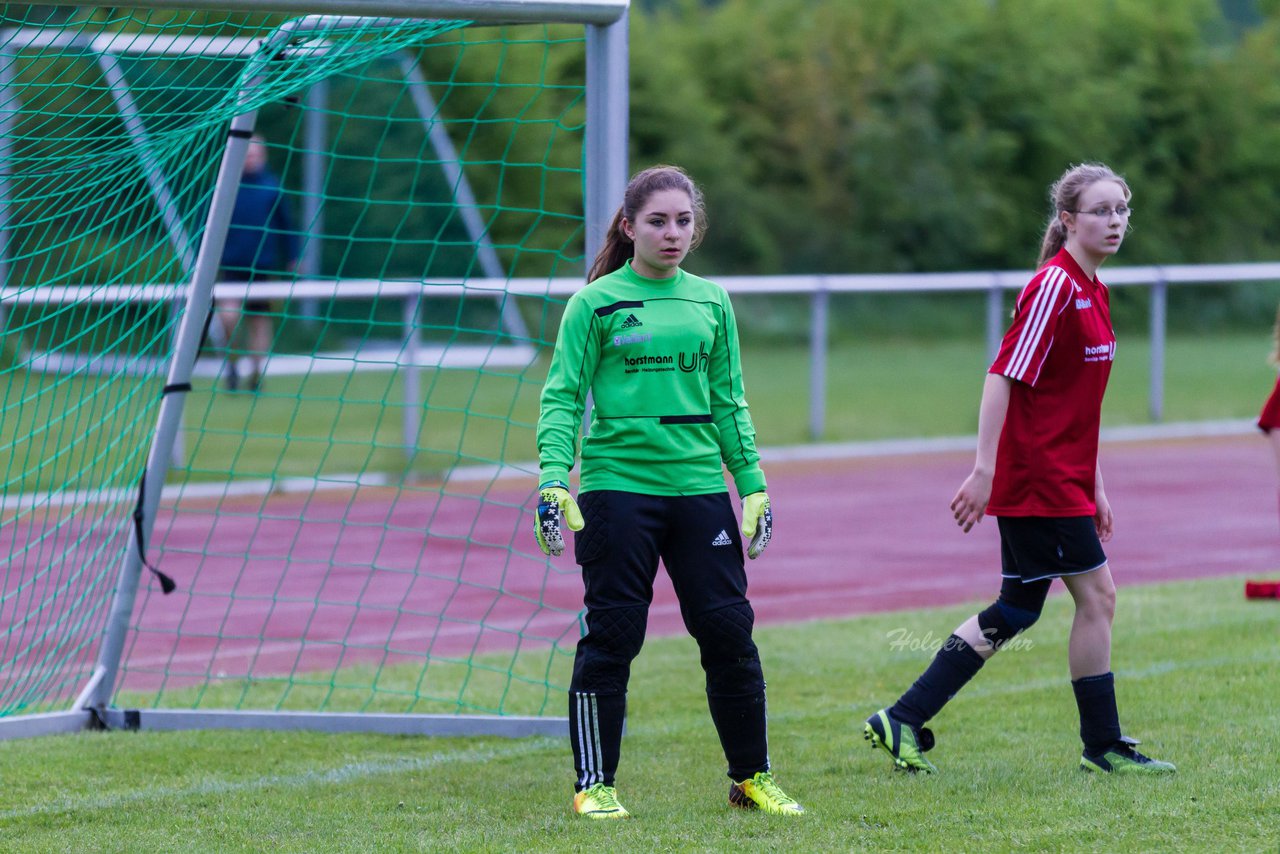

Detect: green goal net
[0, 1, 627, 737]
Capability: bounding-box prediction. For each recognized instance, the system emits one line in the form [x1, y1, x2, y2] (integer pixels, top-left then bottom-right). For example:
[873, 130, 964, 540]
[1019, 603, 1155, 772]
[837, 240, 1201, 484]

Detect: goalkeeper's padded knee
[570, 606, 649, 694]
[689, 602, 764, 697]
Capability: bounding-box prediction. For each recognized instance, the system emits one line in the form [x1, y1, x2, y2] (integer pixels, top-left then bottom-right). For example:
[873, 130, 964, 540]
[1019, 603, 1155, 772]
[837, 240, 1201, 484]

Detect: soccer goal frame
[0, 0, 628, 741]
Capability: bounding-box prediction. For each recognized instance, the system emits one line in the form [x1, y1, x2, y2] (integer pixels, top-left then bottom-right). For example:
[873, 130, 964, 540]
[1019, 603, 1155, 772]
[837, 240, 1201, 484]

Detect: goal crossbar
[51, 0, 629, 25]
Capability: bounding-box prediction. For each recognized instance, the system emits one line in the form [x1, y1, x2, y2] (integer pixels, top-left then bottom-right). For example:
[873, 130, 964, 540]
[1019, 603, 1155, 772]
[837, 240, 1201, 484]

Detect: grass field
[745, 330, 1275, 444]
[2, 574, 1277, 851]
[3, 313, 1276, 850]
[4, 330, 1271, 494]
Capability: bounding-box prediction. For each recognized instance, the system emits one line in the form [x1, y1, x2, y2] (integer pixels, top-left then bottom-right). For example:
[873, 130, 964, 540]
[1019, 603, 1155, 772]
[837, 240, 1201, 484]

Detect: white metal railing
[705, 261, 1280, 437]
[5, 261, 1279, 442]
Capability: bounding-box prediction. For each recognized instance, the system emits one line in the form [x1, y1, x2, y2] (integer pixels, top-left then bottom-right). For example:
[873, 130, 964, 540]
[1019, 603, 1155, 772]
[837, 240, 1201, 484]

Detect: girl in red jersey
[863, 163, 1175, 775]
[1259, 304, 1280, 524]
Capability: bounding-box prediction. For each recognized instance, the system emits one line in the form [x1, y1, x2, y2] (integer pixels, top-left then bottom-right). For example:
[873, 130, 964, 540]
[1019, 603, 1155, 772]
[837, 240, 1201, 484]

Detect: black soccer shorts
[997, 515, 1107, 583]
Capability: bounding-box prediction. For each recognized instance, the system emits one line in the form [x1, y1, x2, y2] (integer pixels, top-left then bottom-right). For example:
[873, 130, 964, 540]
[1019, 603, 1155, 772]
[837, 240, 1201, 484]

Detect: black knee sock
[890, 635, 986, 729]
[569, 690, 626, 790]
[1072, 671, 1122, 755]
[708, 690, 769, 781]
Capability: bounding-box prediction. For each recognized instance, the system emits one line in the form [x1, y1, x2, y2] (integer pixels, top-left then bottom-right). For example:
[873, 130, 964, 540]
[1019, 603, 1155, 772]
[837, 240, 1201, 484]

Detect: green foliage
[0, 334, 18, 373]
[10, 4, 1280, 286]
[632, 0, 1280, 276]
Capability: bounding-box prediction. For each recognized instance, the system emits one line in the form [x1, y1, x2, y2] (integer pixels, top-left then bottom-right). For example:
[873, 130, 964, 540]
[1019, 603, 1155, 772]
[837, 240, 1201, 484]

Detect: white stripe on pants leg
[575, 692, 601, 788]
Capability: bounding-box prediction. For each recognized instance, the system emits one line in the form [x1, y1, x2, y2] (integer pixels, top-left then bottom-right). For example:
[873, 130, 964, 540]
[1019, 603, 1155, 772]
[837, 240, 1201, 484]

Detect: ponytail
[1036, 220, 1068, 270]
[586, 208, 633, 283]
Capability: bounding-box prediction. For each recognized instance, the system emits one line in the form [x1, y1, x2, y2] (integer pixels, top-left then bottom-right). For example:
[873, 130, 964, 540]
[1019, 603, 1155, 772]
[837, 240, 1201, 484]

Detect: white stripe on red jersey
[1006, 266, 1069, 383]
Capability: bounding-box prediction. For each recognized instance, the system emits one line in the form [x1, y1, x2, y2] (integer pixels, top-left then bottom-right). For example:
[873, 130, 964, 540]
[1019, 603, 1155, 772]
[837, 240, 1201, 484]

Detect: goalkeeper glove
[535, 481, 584, 557]
[740, 491, 772, 560]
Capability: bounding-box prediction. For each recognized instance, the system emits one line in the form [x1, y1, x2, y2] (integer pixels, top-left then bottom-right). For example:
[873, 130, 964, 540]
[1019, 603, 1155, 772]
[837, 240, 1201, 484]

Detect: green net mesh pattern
[1, 6, 586, 718]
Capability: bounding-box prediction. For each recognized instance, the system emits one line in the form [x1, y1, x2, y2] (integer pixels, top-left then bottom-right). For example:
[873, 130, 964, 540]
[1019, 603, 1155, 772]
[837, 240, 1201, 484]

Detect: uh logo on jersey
[678, 340, 710, 373]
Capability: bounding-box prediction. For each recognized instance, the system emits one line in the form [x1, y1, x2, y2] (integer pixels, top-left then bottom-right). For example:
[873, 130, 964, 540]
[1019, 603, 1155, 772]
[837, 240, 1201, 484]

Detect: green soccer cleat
[864, 708, 938, 774]
[1080, 736, 1176, 775]
[572, 783, 631, 819]
[728, 770, 805, 816]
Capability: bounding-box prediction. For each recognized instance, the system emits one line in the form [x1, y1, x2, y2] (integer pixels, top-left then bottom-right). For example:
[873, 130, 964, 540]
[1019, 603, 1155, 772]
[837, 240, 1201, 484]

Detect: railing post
[809, 279, 828, 441]
[402, 288, 421, 458]
[298, 78, 328, 324]
[985, 275, 1003, 362]
[1149, 272, 1167, 422]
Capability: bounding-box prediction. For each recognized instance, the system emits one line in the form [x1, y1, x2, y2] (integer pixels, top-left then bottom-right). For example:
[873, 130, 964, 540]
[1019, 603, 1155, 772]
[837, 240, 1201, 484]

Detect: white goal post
[0, 0, 628, 740]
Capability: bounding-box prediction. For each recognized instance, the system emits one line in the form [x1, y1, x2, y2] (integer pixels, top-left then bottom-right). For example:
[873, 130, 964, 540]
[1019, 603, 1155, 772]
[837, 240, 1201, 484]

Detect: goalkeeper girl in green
[535, 165, 803, 819]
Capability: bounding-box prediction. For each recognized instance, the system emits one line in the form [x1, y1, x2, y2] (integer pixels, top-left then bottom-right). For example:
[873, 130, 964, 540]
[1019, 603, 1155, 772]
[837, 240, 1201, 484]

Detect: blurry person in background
[216, 134, 299, 392]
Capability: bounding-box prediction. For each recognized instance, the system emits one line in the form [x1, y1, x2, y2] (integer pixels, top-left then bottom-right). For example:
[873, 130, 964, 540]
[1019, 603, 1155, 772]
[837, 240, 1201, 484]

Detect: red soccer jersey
[1260, 373, 1280, 433]
[987, 249, 1115, 517]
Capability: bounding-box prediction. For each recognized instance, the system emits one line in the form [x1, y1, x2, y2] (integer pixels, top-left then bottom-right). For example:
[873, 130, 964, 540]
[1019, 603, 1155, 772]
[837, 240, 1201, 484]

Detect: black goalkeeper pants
[567, 490, 769, 789]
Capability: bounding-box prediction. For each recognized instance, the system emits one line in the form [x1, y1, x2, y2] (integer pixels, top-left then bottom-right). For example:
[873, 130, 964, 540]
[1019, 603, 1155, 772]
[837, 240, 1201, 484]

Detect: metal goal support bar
[94, 708, 563, 737]
[43, 0, 629, 25]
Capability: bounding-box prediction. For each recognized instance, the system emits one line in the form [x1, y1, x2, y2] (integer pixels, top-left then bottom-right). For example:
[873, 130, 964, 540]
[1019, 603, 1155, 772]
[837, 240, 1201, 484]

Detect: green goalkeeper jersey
[537, 261, 766, 498]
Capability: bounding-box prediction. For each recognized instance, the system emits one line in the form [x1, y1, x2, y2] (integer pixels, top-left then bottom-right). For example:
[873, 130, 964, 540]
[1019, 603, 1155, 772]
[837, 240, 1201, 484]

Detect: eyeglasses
[1073, 205, 1132, 219]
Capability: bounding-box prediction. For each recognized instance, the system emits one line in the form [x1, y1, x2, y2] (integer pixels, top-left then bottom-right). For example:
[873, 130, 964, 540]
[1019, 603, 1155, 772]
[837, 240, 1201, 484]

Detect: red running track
[149, 435, 1276, 678]
[8, 435, 1270, 695]
[749, 434, 1277, 621]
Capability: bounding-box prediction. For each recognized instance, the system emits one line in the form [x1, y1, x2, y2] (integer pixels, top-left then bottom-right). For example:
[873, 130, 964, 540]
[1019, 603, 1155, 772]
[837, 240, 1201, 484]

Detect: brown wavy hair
[586, 165, 707, 283]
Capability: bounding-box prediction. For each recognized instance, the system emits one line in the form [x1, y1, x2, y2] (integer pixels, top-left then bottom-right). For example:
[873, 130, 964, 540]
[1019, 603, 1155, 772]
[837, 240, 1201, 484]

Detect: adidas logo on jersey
[711, 529, 733, 547]
[619, 314, 643, 329]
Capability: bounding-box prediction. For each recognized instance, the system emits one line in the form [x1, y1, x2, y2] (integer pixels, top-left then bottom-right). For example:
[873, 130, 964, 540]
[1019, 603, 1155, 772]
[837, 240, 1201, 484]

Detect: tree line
[628, 0, 1280, 276]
